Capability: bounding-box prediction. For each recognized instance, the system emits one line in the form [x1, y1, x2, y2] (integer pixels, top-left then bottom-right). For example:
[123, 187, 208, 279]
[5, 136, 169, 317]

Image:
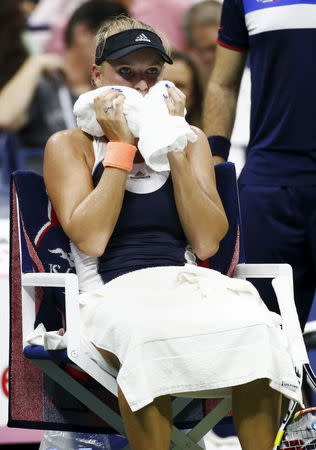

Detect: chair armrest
[234, 263, 293, 279]
[304, 321, 316, 335]
[233, 263, 308, 369]
[22, 272, 80, 361]
[22, 272, 119, 395]
[22, 272, 78, 288]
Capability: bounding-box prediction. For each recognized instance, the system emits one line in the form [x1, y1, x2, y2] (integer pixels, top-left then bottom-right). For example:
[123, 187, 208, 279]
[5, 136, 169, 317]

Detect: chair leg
[171, 426, 205, 449]
[32, 359, 126, 435]
[31, 361, 231, 450]
[186, 397, 232, 444]
[172, 397, 194, 417]
[171, 397, 232, 450]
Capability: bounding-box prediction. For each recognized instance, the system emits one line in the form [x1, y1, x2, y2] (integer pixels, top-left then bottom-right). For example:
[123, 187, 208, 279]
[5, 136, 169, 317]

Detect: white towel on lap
[26, 322, 68, 349]
[79, 264, 303, 412]
[73, 81, 198, 171]
[26, 323, 118, 377]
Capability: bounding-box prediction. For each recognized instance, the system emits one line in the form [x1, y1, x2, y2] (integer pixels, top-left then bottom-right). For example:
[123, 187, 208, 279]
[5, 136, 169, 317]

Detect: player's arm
[43, 129, 128, 257]
[44, 89, 135, 257]
[168, 127, 228, 261]
[164, 85, 228, 260]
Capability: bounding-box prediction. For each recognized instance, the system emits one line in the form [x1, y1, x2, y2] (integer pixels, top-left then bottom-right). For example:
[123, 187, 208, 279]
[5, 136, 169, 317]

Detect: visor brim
[105, 43, 173, 64]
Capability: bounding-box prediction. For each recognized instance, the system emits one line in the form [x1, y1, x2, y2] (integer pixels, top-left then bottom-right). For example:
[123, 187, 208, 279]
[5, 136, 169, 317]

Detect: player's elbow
[194, 218, 229, 261]
[194, 240, 220, 261]
[76, 238, 108, 258]
[80, 246, 104, 259]
[67, 229, 110, 259]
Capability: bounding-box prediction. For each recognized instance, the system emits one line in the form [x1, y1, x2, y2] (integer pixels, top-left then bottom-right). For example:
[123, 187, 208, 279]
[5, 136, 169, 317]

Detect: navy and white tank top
[70, 139, 196, 292]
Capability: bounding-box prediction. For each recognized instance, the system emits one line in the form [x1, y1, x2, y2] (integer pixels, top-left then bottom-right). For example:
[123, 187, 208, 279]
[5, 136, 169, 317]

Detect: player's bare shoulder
[45, 128, 92, 155]
[44, 129, 95, 178]
[44, 129, 95, 172]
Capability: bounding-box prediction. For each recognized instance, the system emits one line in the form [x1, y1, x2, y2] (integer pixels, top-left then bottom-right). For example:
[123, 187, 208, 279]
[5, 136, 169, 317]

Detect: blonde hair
[95, 15, 171, 63]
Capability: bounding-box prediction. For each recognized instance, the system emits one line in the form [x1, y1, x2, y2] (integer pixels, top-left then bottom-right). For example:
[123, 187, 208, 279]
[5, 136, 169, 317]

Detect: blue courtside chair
[9, 162, 307, 449]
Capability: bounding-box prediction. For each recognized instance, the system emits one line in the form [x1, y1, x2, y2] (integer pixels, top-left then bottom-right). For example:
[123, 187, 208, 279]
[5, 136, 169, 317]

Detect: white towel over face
[138, 81, 198, 171]
[73, 85, 143, 138]
[73, 81, 198, 172]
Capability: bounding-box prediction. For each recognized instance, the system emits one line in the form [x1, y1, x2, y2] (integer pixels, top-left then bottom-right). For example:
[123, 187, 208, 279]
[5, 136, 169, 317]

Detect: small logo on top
[135, 33, 151, 42]
[129, 170, 150, 179]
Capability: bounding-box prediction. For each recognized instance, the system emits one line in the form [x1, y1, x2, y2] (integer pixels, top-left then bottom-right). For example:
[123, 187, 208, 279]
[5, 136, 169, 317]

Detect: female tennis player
[43, 16, 301, 450]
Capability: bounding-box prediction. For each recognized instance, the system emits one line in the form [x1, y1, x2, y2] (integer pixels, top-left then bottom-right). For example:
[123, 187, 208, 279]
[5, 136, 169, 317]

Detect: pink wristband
[103, 142, 137, 172]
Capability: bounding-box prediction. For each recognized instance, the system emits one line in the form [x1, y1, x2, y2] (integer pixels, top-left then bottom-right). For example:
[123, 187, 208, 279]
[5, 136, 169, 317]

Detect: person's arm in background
[202, 0, 249, 165]
[203, 45, 247, 165]
[0, 53, 64, 130]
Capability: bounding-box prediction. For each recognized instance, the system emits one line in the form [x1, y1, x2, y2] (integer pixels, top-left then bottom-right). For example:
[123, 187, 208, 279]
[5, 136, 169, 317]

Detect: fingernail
[165, 83, 171, 88]
[111, 88, 123, 92]
[163, 94, 169, 98]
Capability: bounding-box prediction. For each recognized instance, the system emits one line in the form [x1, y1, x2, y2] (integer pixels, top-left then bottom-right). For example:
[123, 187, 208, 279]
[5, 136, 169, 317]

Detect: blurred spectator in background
[130, 0, 191, 50]
[44, 0, 190, 56]
[163, 50, 204, 128]
[31, 0, 91, 56]
[0, 0, 28, 92]
[113, 0, 133, 7]
[182, 0, 222, 87]
[28, 0, 87, 28]
[20, 0, 40, 18]
[0, 0, 128, 149]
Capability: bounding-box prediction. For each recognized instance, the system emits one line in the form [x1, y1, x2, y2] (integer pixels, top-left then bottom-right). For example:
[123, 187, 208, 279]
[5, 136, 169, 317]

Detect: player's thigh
[95, 346, 121, 370]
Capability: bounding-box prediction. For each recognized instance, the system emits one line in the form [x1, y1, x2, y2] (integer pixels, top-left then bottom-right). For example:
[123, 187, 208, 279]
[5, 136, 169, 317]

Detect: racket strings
[281, 411, 316, 449]
[281, 442, 316, 449]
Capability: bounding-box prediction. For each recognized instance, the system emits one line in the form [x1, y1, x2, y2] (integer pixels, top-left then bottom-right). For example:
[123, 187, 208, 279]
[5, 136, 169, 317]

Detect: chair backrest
[9, 171, 85, 433]
[0, 133, 16, 191]
[13, 170, 75, 329]
[9, 162, 242, 432]
[209, 162, 244, 274]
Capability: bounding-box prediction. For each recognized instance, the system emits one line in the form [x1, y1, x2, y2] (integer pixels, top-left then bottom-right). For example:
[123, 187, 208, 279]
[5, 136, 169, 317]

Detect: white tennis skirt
[79, 264, 302, 412]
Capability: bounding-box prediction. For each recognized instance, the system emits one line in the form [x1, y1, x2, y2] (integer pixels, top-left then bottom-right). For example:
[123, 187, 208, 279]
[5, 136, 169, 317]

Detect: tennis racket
[274, 364, 316, 450]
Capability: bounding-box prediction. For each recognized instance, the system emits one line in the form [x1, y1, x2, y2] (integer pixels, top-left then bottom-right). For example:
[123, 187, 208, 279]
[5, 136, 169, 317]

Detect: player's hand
[164, 84, 186, 117]
[94, 89, 135, 145]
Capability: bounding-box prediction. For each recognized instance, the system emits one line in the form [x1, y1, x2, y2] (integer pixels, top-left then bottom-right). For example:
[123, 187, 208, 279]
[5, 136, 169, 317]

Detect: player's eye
[146, 67, 160, 75]
[118, 67, 132, 76]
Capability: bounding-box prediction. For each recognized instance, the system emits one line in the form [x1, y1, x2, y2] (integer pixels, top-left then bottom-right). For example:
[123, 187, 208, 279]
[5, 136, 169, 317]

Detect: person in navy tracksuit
[204, 0, 316, 331]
